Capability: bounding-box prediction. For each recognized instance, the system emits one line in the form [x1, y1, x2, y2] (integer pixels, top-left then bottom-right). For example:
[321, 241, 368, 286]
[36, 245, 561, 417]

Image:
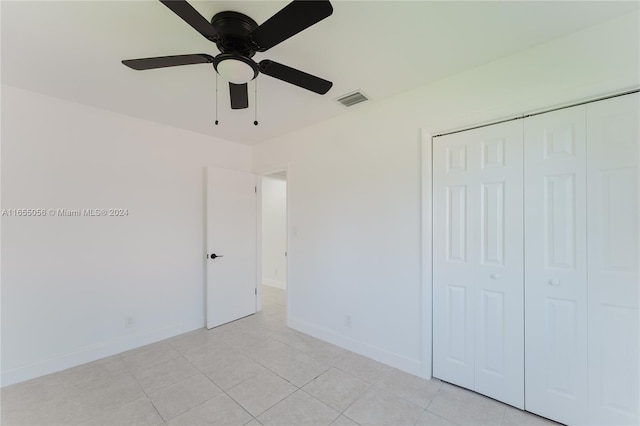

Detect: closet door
[433, 131, 476, 390]
[473, 122, 524, 408]
[524, 106, 588, 425]
[586, 93, 639, 425]
[433, 120, 524, 407]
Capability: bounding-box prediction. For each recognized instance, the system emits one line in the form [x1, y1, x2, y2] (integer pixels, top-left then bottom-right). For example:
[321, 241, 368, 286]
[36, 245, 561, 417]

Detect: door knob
[210, 253, 224, 259]
[490, 273, 501, 280]
[548, 279, 560, 286]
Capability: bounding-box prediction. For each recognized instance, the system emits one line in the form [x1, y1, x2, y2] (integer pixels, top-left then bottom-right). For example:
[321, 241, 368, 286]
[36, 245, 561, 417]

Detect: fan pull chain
[214, 73, 219, 125]
[254, 78, 259, 126]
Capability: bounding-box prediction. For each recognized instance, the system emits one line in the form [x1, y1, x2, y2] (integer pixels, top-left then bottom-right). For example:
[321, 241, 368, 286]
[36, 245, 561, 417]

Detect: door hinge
[254, 186, 257, 193]
[255, 288, 257, 295]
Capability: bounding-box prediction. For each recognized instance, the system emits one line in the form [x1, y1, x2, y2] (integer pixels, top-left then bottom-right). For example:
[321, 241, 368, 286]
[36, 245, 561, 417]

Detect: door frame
[421, 130, 434, 379]
[255, 165, 290, 317]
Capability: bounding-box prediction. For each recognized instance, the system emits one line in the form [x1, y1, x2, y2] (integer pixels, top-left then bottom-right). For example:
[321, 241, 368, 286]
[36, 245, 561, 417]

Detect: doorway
[260, 171, 287, 319]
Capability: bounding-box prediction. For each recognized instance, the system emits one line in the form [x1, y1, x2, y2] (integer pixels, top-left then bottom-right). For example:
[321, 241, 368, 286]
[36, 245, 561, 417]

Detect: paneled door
[433, 132, 475, 390]
[433, 120, 524, 408]
[206, 167, 257, 329]
[586, 94, 639, 425]
[524, 106, 589, 425]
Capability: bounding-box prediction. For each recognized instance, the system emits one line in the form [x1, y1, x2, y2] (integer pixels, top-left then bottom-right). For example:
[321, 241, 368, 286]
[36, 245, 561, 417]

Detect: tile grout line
[334, 364, 438, 416]
[337, 381, 374, 416]
[120, 352, 170, 424]
[65, 354, 163, 425]
[168, 296, 335, 423]
[171, 344, 259, 424]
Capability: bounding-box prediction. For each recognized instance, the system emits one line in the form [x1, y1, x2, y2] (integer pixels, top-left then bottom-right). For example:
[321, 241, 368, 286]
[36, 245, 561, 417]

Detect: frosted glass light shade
[216, 58, 256, 84]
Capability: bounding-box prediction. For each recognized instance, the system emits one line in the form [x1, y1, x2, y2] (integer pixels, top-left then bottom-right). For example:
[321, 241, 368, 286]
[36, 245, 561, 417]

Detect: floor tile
[1, 394, 78, 426]
[376, 370, 441, 408]
[428, 383, 506, 426]
[181, 339, 239, 366]
[330, 415, 360, 425]
[0, 373, 66, 411]
[83, 397, 164, 426]
[343, 387, 424, 426]
[266, 312, 287, 322]
[63, 371, 137, 403]
[244, 340, 299, 369]
[61, 356, 129, 395]
[502, 407, 559, 425]
[149, 374, 222, 421]
[66, 373, 147, 423]
[302, 368, 370, 412]
[262, 303, 285, 314]
[167, 393, 252, 426]
[193, 347, 265, 390]
[300, 339, 348, 366]
[225, 334, 277, 359]
[133, 356, 199, 394]
[257, 390, 340, 426]
[168, 328, 219, 356]
[226, 371, 297, 417]
[268, 348, 331, 387]
[334, 352, 394, 384]
[122, 342, 181, 373]
[271, 328, 316, 352]
[415, 410, 457, 426]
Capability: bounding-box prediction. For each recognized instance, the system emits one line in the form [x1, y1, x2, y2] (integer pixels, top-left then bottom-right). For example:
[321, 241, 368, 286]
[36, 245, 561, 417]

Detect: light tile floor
[1, 286, 559, 426]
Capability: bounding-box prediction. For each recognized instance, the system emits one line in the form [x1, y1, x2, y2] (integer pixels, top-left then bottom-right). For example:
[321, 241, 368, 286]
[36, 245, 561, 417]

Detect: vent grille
[336, 91, 368, 107]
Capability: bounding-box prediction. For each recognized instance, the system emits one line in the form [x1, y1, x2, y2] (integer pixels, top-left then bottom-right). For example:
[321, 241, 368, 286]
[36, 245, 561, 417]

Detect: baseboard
[262, 279, 286, 289]
[0, 321, 202, 387]
[288, 316, 423, 377]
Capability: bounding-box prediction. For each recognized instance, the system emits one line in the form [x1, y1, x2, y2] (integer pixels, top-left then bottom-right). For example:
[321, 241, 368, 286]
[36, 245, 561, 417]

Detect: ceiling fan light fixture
[122, 1, 335, 112]
[213, 54, 258, 84]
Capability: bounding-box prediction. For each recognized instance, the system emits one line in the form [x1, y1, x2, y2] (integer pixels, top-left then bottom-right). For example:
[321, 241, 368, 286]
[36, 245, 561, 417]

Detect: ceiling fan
[122, 0, 334, 110]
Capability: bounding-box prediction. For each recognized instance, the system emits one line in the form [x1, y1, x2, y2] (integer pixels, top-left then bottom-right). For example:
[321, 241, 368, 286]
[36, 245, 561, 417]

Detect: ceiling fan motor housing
[211, 11, 259, 57]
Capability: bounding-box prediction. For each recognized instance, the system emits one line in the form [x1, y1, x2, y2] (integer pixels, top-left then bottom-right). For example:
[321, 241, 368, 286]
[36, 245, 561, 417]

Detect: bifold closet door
[586, 94, 639, 425]
[524, 105, 589, 426]
[433, 120, 524, 408]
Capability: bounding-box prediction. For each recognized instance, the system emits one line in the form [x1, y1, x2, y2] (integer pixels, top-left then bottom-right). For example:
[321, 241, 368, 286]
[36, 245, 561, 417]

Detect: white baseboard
[287, 316, 423, 378]
[262, 278, 286, 289]
[1, 321, 202, 387]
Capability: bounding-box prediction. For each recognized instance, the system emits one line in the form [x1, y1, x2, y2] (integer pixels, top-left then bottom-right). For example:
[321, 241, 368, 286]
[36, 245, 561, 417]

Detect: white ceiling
[2, 1, 637, 145]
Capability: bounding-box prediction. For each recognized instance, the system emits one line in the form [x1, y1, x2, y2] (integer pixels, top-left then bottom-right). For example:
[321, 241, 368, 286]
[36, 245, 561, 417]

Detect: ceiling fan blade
[248, 0, 333, 52]
[229, 83, 249, 109]
[259, 60, 332, 94]
[159, 0, 219, 41]
[122, 54, 214, 70]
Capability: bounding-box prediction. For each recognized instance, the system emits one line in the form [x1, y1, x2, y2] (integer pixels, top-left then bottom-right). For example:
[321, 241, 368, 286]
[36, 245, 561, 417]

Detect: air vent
[336, 91, 368, 107]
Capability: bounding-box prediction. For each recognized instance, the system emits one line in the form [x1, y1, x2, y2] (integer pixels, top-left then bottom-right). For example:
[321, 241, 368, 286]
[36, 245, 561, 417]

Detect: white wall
[261, 176, 287, 289]
[252, 12, 640, 377]
[0, 85, 252, 386]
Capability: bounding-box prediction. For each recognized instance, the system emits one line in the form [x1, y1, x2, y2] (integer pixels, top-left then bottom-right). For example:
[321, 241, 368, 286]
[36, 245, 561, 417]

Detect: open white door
[206, 167, 257, 329]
